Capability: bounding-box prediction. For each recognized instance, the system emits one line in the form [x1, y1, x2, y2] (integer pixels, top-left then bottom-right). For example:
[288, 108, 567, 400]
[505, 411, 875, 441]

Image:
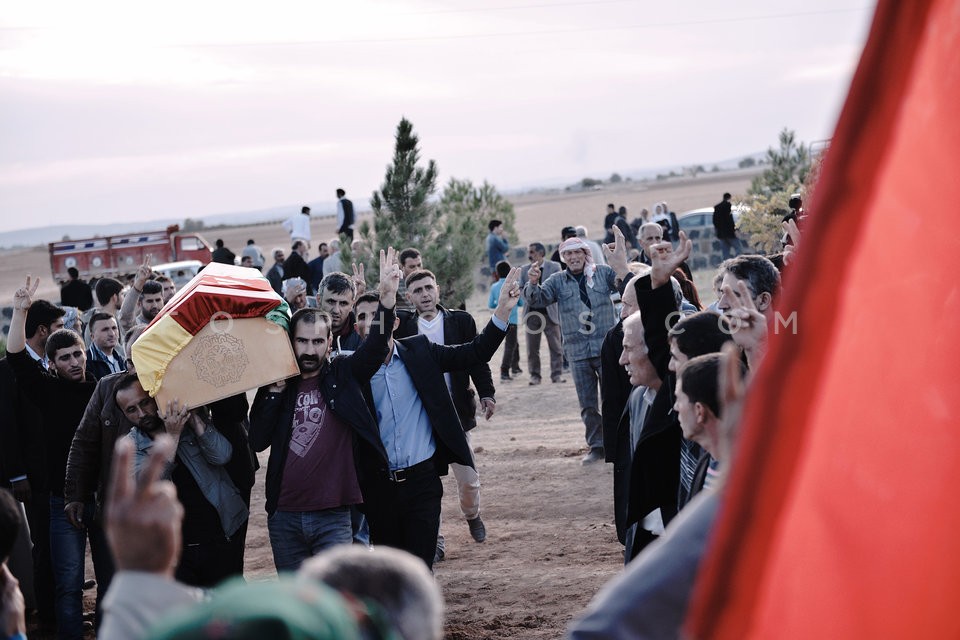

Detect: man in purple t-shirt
[250, 248, 400, 573]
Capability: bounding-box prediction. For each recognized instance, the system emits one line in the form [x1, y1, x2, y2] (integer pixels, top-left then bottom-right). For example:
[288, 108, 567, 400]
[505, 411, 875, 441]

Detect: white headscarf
[558, 237, 597, 288]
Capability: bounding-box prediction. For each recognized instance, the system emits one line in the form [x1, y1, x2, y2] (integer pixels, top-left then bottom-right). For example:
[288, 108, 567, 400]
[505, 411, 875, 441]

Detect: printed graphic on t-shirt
[290, 386, 324, 458]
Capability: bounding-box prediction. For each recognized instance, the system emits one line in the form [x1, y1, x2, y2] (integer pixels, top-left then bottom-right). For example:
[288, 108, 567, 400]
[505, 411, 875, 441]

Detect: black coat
[281, 252, 311, 290]
[394, 307, 496, 431]
[60, 279, 94, 312]
[0, 356, 46, 489]
[359, 318, 507, 479]
[7, 349, 97, 498]
[249, 305, 394, 515]
[600, 320, 632, 462]
[713, 200, 736, 239]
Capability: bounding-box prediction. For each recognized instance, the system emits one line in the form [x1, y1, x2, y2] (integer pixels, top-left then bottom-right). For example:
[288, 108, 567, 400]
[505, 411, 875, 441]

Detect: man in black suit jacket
[394, 269, 496, 549]
[352, 267, 521, 568]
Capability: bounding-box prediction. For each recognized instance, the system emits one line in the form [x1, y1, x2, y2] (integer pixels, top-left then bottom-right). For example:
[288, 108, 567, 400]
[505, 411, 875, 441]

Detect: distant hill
[0, 202, 338, 249]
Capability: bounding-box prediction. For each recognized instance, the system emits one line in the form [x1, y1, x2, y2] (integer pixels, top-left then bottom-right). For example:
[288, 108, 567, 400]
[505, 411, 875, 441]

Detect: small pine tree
[749, 128, 811, 195]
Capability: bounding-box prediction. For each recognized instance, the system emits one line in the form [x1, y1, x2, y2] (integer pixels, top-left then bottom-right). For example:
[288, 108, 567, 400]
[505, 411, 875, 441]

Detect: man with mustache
[250, 249, 400, 572]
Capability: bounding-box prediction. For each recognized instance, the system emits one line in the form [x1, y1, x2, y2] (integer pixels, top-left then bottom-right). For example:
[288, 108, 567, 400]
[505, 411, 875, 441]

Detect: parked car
[676, 206, 750, 270]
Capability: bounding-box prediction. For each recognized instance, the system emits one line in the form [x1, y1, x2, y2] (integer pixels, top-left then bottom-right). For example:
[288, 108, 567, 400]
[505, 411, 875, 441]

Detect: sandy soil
[9, 170, 756, 639]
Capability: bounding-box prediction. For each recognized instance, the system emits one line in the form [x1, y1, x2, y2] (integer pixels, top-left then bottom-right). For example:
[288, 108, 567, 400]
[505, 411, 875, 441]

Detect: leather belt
[386, 459, 434, 483]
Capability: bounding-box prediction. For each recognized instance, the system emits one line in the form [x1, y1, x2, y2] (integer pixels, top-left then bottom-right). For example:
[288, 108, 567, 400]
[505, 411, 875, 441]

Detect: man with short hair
[7, 277, 112, 639]
[353, 268, 520, 569]
[716, 254, 781, 322]
[524, 235, 631, 463]
[266, 248, 286, 294]
[60, 267, 93, 312]
[249, 250, 399, 572]
[85, 313, 125, 381]
[283, 240, 312, 293]
[520, 243, 564, 385]
[317, 272, 361, 352]
[394, 269, 496, 549]
[240, 238, 265, 269]
[82, 277, 123, 347]
[119, 261, 165, 334]
[336, 189, 355, 241]
[0, 299, 65, 630]
[395, 247, 422, 314]
[154, 275, 176, 304]
[211, 239, 235, 265]
[283, 206, 312, 246]
[485, 220, 509, 277]
[322, 239, 342, 276]
[637, 223, 664, 265]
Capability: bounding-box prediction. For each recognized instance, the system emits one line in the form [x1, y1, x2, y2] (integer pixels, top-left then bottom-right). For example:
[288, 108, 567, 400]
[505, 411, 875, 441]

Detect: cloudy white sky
[0, 0, 875, 233]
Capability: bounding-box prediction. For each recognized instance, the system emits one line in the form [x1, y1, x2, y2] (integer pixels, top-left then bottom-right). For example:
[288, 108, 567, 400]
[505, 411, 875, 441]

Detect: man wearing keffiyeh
[523, 230, 633, 464]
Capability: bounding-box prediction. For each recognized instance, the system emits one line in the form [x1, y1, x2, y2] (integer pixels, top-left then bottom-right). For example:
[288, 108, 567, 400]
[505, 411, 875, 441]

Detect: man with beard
[115, 375, 249, 587]
[249, 249, 400, 572]
[120, 259, 165, 334]
[6, 276, 110, 639]
[317, 272, 362, 354]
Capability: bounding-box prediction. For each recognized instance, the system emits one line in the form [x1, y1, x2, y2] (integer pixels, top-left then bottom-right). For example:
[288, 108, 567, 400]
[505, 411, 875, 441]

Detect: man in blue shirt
[485, 220, 509, 279]
[353, 266, 522, 568]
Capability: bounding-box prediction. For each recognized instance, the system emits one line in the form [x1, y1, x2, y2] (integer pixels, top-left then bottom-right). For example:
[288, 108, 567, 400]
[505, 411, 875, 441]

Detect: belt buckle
[389, 468, 407, 483]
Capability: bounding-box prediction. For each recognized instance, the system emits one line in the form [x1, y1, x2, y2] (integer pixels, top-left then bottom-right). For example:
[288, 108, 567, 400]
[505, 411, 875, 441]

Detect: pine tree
[343, 117, 515, 308]
[749, 128, 811, 195]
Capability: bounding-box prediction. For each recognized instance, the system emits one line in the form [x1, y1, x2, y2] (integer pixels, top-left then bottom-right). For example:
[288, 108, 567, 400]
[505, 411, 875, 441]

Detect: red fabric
[686, 0, 960, 636]
[152, 263, 282, 335]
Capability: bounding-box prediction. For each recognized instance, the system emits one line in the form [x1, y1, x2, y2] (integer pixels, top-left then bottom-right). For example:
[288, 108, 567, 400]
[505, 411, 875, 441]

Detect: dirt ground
[7, 171, 755, 639]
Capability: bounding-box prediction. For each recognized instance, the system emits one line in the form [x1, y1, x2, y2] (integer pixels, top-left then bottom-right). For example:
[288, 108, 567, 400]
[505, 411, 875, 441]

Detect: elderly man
[266, 248, 286, 294]
[524, 233, 631, 463]
[637, 223, 664, 265]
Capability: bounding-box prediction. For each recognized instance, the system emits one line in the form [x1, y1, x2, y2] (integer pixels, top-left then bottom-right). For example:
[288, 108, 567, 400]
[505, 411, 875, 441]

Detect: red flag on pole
[686, 0, 960, 637]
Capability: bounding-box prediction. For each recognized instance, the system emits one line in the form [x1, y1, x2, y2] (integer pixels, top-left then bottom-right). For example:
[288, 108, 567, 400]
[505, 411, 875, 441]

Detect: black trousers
[175, 521, 248, 588]
[23, 490, 56, 624]
[362, 470, 443, 570]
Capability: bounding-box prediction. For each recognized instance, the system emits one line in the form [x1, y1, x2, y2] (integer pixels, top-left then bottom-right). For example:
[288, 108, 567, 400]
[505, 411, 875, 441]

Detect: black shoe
[552, 377, 567, 383]
[500, 373, 512, 381]
[467, 516, 487, 543]
[581, 449, 604, 465]
[529, 377, 541, 386]
[511, 368, 523, 375]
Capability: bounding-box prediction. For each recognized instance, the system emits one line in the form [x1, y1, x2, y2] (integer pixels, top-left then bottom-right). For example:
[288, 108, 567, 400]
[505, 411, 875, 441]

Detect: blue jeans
[267, 506, 353, 573]
[49, 496, 113, 640]
[571, 356, 604, 451]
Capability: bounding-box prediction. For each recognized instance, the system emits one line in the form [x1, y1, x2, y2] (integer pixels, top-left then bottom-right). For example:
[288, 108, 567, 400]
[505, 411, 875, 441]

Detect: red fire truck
[49, 225, 212, 281]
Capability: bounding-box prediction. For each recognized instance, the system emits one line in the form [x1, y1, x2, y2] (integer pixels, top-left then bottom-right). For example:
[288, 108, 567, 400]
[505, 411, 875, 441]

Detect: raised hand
[13, 275, 39, 311]
[134, 255, 153, 291]
[494, 267, 523, 322]
[351, 262, 367, 296]
[722, 279, 768, 369]
[650, 230, 692, 288]
[105, 436, 182, 576]
[527, 260, 542, 285]
[603, 225, 630, 278]
[377, 247, 401, 306]
[716, 341, 748, 469]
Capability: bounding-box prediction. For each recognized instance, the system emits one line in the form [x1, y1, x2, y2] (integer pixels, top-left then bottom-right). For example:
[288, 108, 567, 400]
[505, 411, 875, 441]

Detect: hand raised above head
[650, 230, 692, 288]
[527, 260, 542, 285]
[494, 267, 524, 318]
[377, 247, 401, 305]
[13, 275, 39, 311]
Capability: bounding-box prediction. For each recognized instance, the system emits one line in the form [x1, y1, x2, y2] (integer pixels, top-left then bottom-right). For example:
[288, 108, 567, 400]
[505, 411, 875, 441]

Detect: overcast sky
[0, 0, 875, 233]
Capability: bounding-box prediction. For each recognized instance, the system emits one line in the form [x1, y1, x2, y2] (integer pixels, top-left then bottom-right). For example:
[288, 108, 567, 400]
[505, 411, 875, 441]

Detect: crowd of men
[0, 191, 801, 639]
